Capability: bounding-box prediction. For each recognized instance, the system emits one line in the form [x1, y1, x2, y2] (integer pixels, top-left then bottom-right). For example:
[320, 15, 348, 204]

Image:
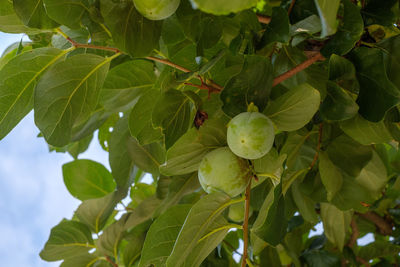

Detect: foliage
[1, 0, 400, 266]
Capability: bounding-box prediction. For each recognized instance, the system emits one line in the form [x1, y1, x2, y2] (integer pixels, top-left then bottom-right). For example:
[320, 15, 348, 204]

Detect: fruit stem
[241, 180, 252, 267]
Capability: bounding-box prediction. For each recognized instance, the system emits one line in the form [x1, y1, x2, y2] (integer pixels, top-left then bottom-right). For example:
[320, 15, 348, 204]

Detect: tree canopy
[1, 0, 400, 266]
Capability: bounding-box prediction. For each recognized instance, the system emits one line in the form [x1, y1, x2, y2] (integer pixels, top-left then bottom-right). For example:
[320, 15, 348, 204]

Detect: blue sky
[0, 32, 109, 266]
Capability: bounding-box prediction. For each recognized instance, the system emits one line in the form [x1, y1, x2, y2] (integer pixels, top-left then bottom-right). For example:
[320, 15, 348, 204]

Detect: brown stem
[105, 256, 118, 267]
[288, 0, 296, 15]
[241, 181, 252, 267]
[257, 14, 272, 24]
[145, 56, 191, 73]
[347, 218, 359, 248]
[357, 211, 393, 236]
[64, 35, 121, 53]
[309, 123, 323, 169]
[273, 52, 325, 87]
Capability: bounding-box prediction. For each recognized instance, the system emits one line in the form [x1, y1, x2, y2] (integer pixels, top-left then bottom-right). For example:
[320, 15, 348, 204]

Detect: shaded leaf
[43, 0, 88, 29]
[259, 7, 290, 47]
[40, 220, 94, 261]
[319, 152, 343, 201]
[358, 240, 400, 260]
[192, 0, 257, 15]
[13, 0, 58, 29]
[320, 203, 352, 251]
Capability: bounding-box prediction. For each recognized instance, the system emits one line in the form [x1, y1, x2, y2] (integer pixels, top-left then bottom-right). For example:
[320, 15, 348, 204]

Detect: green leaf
[152, 89, 196, 149]
[280, 131, 316, 171]
[264, 83, 321, 131]
[101, 60, 155, 112]
[358, 240, 400, 260]
[252, 183, 287, 246]
[129, 88, 163, 145]
[221, 55, 273, 117]
[75, 191, 122, 233]
[349, 47, 400, 122]
[40, 220, 94, 261]
[320, 203, 352, 251]
[319, 152, 343, 201]
[321, 0, 363, 56]
[126, 136, 165, 176]
[327, 134, 372, 177]
[160, 116, 227, 176]
[166, 192, 235, 267]
[259, 7, 290, 47]
[34, 53, 112, 146]
[139, 205, 192, 267]
[13, 0, 58, 29]
[62, 159, 116, 200]
[253, 148, 286, 186]
[361, 0, 398, 27]
[43, 0, 88, 29]
[155, 173, 200, 216]
[192, 0, 257, 15]
[100, 0, 161, 57]
[356, 151, 388, 199]
[60, 253, 100, 267]
[340, 114, 393, 145]
[302, 250, 341, 267]
[291, 181, 318, 223]
[0, 47, 68, 140]
[313, 0, 340, 37]
[129, 183, 156, 209]
[0, 0, 42, 33]
[320, 81, 358, 121]
[377, 35, 400, 92]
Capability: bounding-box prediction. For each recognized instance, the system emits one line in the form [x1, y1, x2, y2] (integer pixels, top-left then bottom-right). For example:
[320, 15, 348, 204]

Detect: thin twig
[356, 256, 371, 267]
[105, 256, 118, 267]
[223, 240, 243, 256]
[309, 123, 323, 169]
[288, 0, 296, 15]
[145, 56, 191, 73]
[357, 211, 393, 236]
[273, 52, 325, 87]
[241, 181, 252, 267]
[347, 218, 359, 248]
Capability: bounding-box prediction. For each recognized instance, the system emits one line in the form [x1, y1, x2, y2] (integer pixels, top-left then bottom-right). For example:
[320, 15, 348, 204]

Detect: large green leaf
[62, 159, 116, 200]
[221, 55, 273, 117]
[259, 7, 290, 47]
[126, 136, 165, 176]
[321, 0, 363, 56]
[320, 203, 352, 251]
[327, 134, 372, 177]
[313, 0, 340, 37]
[60, 254, 101, 267]
[40, 220, 94, 261]
[13, 0, 58, 29]
[139, 205, 192, 267]
[0, 0, 42, 33]
[34, 53, 112, 146]
[43, 0, 88, 29]
[152, 89, 196, 149]
[0, 47, 68, 140]
[358, 240, 400, 260]
[318, 152, 343, 201]
[349, 47, 400, 122]
[378, 35, 400, 91]
[100, 0, 161, 57]
[252, 183, 287, 246]
[320, 81, 358, 121]
[129, 88, 163, 145]
[75, 191, 122, 233]
[160, 116, 227, 176]
[264, 83, 320, 131]
[101, 60, 155, 112]
[291, 181, 318, 223]
[192, 0, 257, 15]
[166, 192, 236, 267]
[340, 114, 392, 145]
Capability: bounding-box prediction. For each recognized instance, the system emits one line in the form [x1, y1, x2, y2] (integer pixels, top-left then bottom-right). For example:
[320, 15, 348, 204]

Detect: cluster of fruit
[198, 111, 275, 198]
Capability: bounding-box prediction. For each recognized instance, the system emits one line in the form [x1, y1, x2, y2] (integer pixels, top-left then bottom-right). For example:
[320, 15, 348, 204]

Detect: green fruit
[198, 147, 252, 198]
[227, 112, 275, 160]
[228, 202, 253, 222]
[133, 0, 180, 20]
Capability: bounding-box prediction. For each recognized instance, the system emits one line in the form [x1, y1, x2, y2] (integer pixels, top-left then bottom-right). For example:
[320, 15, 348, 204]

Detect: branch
[309, 123, 323, 169]
[241, 181, 252, 267]
[288, 0, 296, 15]
[357, 211, 393, 236]
[105, 256, 118, 267]
[273, 52, 325, 87]
[356, 256, 371, 267]
[347, 218, 359, 248]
